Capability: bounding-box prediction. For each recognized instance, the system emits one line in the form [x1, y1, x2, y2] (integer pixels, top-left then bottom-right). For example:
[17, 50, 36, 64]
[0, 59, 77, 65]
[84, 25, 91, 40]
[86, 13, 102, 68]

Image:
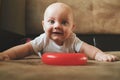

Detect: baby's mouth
[52, 32, 64, 35]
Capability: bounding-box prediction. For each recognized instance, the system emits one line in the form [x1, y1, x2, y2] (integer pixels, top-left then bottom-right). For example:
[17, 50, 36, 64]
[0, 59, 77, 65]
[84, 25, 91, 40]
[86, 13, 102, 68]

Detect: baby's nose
[54, 22, 61, 29]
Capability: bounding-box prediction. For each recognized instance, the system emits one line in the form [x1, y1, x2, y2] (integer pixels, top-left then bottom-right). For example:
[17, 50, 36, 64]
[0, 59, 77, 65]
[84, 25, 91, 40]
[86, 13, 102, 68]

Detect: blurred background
[0, 0, 120, 52]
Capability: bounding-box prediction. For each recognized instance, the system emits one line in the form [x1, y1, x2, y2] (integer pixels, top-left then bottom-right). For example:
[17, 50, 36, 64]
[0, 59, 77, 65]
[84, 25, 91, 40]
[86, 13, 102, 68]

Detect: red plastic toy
[41, 53, 87, 65]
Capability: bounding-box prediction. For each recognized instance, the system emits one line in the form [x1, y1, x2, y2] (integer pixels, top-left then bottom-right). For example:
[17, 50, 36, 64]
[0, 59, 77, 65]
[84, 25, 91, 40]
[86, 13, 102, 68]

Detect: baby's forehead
[45, 10, 72, 21]
[45, 3, 72, 15]
[44, 3, 74, 21]
[47, 3, 70, 10]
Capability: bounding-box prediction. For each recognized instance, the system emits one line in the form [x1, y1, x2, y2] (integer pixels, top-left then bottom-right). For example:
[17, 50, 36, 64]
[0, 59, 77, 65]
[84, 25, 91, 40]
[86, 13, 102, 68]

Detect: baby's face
[42, 3, 75, 45]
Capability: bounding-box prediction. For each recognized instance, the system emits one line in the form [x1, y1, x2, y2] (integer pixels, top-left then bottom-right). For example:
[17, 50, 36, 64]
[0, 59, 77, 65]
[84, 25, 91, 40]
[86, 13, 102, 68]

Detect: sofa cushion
[0, 51, 120, 80]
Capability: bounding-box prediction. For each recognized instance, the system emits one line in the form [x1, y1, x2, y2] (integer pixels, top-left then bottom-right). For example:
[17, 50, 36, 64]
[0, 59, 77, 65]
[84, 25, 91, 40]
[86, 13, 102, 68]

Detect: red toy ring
[41, 53, 87, 65]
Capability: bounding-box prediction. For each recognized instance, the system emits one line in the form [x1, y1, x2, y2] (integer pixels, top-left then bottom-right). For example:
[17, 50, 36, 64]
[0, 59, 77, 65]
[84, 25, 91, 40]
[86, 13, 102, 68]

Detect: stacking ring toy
[41, 53, 87, 65]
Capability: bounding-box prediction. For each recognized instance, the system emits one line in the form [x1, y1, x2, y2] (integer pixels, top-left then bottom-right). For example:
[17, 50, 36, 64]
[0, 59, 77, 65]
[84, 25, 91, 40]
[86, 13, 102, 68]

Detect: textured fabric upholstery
[26, 0, 120, 34]
[1, 0, 120, 35]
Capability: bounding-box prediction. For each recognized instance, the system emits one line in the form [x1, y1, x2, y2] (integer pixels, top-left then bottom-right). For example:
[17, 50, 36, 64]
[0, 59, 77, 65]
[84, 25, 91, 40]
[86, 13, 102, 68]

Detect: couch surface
[0, 51, 120, 80]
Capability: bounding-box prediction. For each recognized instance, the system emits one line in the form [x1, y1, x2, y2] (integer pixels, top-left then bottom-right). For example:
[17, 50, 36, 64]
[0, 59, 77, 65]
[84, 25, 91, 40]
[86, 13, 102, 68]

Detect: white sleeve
[30, 33, 45, 54]
[74, 37, 83, 52]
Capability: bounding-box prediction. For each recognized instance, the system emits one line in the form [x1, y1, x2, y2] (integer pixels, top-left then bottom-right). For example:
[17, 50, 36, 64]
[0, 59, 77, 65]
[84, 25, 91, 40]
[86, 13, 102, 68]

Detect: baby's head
[42, 2, 75, 45]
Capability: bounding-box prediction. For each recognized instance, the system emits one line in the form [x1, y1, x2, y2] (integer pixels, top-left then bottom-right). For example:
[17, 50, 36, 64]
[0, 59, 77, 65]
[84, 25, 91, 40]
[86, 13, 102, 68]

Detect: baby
[0, 2, 119, 62]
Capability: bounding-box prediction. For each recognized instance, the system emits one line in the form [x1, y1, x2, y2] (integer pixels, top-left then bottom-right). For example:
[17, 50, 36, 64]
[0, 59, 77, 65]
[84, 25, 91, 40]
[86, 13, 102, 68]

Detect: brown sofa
[1, 0, 120, 51]
[1, 0, 120, 35]
[0, 0, 120, 80]
[0, 52, 120, 80]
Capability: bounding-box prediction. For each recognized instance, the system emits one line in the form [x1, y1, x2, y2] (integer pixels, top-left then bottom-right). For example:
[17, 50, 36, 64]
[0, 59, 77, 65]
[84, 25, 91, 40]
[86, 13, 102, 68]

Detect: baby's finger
[106, 55, 119, 62]
[98, 56, 108, 62]
[95, 55, 103, 61]
[100, 56, 108, 62]
[106, 55, 113, 62]
[112, 56, 120, 61]
[96, 58, 103, 61]
[100, 54, 112, 62]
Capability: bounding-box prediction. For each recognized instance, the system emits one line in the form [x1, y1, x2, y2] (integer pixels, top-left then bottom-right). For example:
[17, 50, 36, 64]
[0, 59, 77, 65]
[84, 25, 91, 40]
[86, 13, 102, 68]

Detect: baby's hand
[0, 53, 10, 61]
[95, 52, 119, 62]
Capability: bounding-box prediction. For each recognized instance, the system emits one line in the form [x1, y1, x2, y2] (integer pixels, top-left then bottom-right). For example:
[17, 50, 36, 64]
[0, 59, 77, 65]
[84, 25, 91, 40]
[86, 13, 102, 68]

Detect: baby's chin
[51, 37, 65, 44]
[50, 34, 70, 41]
[51, 37, 64, 41]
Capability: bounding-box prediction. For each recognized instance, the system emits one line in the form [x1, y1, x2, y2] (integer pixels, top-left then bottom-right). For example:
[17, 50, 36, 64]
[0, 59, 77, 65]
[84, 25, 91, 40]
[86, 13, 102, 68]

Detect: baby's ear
[42, 20, 45, 31]
[42, 20, 44, 27]
[72, 24, 76, 31]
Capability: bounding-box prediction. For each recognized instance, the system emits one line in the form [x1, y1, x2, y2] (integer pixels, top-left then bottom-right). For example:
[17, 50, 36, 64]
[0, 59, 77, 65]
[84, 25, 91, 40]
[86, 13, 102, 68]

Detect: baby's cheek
[45, 28, 52, 34]
[65, 31, 72, 38]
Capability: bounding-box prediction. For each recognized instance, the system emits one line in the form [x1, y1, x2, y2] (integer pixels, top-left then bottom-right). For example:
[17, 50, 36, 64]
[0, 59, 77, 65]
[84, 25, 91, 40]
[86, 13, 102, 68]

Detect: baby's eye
[49, 20, 55, 24]
[61, 20, 68, 25]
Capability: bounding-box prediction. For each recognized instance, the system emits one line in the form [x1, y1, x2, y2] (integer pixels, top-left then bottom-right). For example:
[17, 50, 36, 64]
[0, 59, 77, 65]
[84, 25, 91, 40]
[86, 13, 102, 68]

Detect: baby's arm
[80, 42, 119, 62]
[0, 42, 34, 61]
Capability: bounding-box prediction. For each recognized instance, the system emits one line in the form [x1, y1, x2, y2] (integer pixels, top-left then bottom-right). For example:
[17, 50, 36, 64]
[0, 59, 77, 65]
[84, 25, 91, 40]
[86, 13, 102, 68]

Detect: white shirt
[30, 33, 83, 56]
